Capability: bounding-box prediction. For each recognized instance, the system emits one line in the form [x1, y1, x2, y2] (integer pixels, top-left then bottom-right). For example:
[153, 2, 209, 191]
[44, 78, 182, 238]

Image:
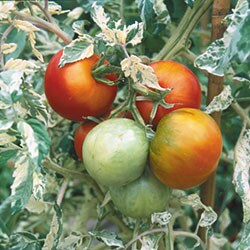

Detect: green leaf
[0, 149, 18, 167]
[26, 118, 51, 166]
[59, 36, 94, 67]
[151, 211, 172, 226]
[10, 154, 33, 214]
[205, 85, 234, 114]
[153, 0, 171, 24]
[88, 230, 125, 248]
[5, 29, 26, 61]
[72, 20, 90, 36]
[195, 0, 250, 76]
[233, 127, 250, 223]
[238, 222, 250, 249]
[8, 232, 42, 250]
[136, 0, 155, 29]
[42, 204, 63, 250]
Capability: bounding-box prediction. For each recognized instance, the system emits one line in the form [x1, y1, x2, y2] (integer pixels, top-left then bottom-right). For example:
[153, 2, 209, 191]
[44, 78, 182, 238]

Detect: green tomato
[82, 118, 149, 187]
[109, 168, 170, 218]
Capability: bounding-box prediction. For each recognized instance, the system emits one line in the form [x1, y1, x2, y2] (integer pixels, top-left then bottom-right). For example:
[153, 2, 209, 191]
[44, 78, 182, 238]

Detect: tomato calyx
[92, 56, 122, 86]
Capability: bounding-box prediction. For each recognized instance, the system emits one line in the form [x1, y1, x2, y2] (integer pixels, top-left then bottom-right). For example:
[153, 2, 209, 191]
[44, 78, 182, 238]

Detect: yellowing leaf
[67, 7, 83, 20]
[4, 58, 39, 74]
[13, 19, 40, 32]
[91, 2, 110, 31]
[25, 195, 46, 214]
[1, 43, 17, 54]
[29, 32, 44, 62]
[121, 55, 164, 90]
[0, 2, 15, 20]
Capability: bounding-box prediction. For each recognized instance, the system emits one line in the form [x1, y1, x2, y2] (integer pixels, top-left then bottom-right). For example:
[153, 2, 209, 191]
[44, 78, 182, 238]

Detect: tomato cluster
[44, 51, 222, 218]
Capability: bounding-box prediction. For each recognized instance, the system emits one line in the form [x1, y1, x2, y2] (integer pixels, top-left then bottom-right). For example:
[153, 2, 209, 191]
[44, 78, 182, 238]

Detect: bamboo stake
[199, 0, 231, 243]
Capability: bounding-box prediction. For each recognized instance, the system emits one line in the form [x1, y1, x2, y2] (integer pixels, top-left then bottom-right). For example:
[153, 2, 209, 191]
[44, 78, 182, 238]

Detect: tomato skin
[137, 60, 201, 128]
[109, 168, 170, 218]
[74, 121, 97, 160]
[82, 118, 149, 187]
[44, 50, 117, 121]
[150, 108, 222, 189]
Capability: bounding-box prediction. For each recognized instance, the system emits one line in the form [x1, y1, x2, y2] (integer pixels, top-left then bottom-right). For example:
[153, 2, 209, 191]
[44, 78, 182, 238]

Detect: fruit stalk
[199, 0, 231, 243]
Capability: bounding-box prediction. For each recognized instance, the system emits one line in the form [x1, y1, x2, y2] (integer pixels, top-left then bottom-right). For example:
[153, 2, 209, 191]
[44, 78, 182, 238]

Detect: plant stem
[31, 1, 55, 24]
[153, 0, 213, 61]
[0, 23, 15, 69]
[199, 0, 231, 244]
[56, 179, 68, 206]
[124, 228, 166, 250]
[231, 101, 250, 128]
[173, 231, 206, 250]
[43, 158, 131, 234]
[12, 11, 72, 44]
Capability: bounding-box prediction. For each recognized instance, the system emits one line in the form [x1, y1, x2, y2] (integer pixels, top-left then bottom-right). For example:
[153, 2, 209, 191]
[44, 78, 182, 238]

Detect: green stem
[43, 158, 131, 234]
[166, 223, 174, 250]
[173, 231, 206, 250]
[125, 228, 166, 250]
[12, 11, 72, 44]
[31, 1, 55, 24]
[231, 101, 250, 128]
[0, 23, 15, 69]
[153, 0, 213, 61]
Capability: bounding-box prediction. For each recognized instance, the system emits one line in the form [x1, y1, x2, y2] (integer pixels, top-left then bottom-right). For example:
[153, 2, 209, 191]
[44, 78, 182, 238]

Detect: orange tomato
[44, 50, 117, 121]
[136, 60, 201, 128]
[150, 108, 222, 189]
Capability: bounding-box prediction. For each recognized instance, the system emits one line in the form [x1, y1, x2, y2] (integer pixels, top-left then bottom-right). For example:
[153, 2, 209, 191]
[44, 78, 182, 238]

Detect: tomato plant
[150, 108, 223, 189]
[82, 118, 149, 187]
[74, 121, 97, 160]
[109, 168, 170, 218]
[136, 60, 202, 128]
[1, 1, 249, 250]
[44, 50, 117, 121]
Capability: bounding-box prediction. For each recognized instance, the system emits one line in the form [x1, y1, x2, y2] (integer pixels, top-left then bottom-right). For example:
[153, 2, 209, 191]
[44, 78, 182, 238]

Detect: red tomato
[44, 50, 117, 121]
[150, 108, 222, 189]
[74, 121, 97, 160]
[136, 60, 201, 128]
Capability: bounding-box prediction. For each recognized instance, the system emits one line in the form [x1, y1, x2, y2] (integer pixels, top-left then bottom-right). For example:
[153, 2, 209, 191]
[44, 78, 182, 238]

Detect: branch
[0, 23, 15, 69]
[153, 0, 213, 61]
[231, 101, 250, 128]
[12, 11, 72, 44]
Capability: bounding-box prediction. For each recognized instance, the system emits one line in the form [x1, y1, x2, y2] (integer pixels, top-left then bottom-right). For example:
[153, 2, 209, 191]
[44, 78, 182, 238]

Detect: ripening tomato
[109, 168, 170, 218]
[136, 60, 201, 128]
[74, 121, 97, 160]
[44, 50, 117, 121]
[82, 118, 149, 187]
[150, 108, 222, 189]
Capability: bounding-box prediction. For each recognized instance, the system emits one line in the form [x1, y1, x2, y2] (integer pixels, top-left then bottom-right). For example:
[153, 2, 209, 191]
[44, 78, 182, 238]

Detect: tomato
[136, 60, 201, 128]
[44, 50, 117, 121]
[150, 108, 222, 189]
[74, 121, 97, 160]
[109, 168, 170, 218]
[82, 118, 149, 187]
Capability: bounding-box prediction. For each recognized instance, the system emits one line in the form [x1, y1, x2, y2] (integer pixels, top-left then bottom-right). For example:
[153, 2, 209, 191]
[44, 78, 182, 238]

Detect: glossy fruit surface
[150, 108, 222, 189]
[136, 60, 201, 128]
[109, 168, 170, 218]
[74, 121, 97, 160]
[44, 50, 117, 121]
[82, 118, 149, 187]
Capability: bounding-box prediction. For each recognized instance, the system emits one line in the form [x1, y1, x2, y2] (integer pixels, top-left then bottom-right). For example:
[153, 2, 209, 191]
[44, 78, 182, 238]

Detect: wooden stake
[199, 0, 231, 243]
